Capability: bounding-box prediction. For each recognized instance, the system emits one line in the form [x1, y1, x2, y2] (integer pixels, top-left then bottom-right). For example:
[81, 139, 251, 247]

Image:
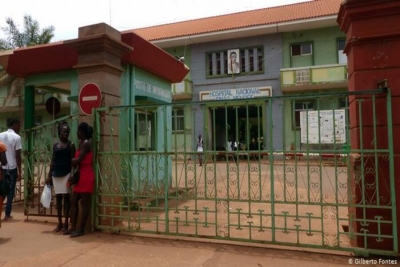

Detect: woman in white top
[196, 134, 203, 166]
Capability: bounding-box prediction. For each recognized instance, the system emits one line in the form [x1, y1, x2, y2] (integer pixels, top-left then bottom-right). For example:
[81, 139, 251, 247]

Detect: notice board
[300, 109, 346, 144]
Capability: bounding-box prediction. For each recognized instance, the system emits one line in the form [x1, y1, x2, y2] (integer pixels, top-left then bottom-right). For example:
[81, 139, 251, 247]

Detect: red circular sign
[79, 83, 102, 115]
[45, 96, 61, 115]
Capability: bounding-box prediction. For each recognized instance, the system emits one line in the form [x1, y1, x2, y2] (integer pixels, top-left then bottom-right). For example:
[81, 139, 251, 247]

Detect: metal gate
[93, 89, 397, 257]
[22, 89, 397, 256]
[23, 114, 80, 218]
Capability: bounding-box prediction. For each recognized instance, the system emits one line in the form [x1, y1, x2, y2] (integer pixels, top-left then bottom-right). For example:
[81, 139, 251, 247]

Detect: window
[138, 113, 152, 135]
[240, 50, 246, 73]
[136, 112, 155, 151]
[208, 54, 213, 76]
[295, 69, 310, 83]
[339, 97, 348, 109]
[206, 47, 263, 77]
[257, 49, 263, 71]
[216, 53, 222, 75]
[338, 39, 347, 64]
[291, 43, 312, 56]
[294, 101, 314, 129]
[172, 108, 184, 132]
[249, 49, 254, 72]
[223, 53, 228, 74]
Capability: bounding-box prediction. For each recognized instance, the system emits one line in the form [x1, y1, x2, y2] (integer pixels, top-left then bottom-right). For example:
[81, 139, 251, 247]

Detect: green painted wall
[119, 64, 174, 191]
[171, 105, 193, 154]
[162, 47, 194, 153]
[282, 27, 347, 150]
[120, 64, 173, 150]
[282, 27, 346, 68]
[283, 90, 347, 151]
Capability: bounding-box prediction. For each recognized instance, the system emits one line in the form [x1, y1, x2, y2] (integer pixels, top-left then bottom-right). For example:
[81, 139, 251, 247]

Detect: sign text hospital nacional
[199, 87, 272, 101]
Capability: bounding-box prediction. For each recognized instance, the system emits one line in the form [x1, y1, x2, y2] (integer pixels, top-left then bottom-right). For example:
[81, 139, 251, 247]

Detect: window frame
[339, 97, 348, 110]
[293, 100, 315, 130]
[291, 43, 313, 57]
[172, 108, 185, 133]
[206, 46, 264, 78]
[337, 38, 347, 64]
[135, 110, 156, 151]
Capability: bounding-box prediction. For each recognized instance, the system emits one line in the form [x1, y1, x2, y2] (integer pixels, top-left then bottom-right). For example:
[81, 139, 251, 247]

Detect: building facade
[0, 0, 346, 153]
[131, 0, 345, 152]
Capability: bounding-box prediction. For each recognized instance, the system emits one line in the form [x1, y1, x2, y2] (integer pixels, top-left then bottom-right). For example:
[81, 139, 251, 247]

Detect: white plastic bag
[40, 185, 52, 208]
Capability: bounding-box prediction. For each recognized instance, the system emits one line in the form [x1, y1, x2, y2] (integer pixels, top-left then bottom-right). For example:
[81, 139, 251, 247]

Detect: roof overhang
[0, 32, 189, 83]
[151, 15, 339, 49]
[1, 42, 78, 77]
[121, 32, 189, 83]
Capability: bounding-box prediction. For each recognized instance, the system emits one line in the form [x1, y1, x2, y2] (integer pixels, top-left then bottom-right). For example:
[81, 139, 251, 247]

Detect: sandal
[62, 228, 74, 235]
[53, 223, 63, 232]
[70, 230, 84, 238]
[61, 223, 69, 234]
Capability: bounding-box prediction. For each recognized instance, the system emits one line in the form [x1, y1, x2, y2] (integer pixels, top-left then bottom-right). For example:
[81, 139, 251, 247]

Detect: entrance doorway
[210, 105, 264, 151]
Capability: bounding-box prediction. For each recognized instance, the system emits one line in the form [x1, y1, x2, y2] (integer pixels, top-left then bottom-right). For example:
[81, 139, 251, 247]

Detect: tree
[0, 15, 55, 50]
[0, 15, 55, 107]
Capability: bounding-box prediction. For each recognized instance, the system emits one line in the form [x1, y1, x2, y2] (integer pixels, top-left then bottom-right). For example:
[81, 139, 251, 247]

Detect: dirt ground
[2, 204, 398, 267]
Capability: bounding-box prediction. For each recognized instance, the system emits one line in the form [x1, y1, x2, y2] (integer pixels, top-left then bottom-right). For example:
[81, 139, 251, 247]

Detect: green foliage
[0, 14, 55, 50]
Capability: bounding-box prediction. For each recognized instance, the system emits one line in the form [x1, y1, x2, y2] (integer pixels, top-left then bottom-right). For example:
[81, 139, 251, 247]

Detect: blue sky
[0, 0, 308, 41]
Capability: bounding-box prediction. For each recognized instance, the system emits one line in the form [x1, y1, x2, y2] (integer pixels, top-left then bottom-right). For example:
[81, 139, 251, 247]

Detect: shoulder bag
[70, 166, 80, 186]
[0, 166, 11, 196]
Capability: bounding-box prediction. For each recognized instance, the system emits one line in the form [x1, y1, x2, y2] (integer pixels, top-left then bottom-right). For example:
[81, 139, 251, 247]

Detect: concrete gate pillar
[66, 23, 133, 228]
[338, 0, 400, 251]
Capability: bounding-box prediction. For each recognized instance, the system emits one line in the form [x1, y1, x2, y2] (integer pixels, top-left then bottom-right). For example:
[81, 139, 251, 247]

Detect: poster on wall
[227, 49, 240, 74]
[300, 109, 346, 144]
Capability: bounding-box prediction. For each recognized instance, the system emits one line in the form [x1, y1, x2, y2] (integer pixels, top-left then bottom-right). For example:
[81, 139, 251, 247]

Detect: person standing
[196, 134, 204, 166]
[46, 122, 75, 233]
[226, 138, 232, 152]
[0, 118, 22, 221]
[233, 140, 239, 151]
[0, 141, 7, 228]
[66, 122, 94, 238]
[249, 138, 259, 160]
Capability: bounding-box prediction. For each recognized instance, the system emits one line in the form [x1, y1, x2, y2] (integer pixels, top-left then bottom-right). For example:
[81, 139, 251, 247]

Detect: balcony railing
[281, 64, 348, 91]
[172, 79, 193, 100]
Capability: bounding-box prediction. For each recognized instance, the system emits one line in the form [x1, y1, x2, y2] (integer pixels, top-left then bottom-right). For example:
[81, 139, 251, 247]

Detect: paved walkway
[0, 203, 396, 267]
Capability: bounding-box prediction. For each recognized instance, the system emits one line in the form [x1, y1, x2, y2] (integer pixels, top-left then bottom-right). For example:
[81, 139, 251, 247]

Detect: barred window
[206, 47, 264, 77]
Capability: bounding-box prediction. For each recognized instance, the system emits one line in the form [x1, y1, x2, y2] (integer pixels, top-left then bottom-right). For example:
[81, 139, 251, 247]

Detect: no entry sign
[79, 83, 102, 115]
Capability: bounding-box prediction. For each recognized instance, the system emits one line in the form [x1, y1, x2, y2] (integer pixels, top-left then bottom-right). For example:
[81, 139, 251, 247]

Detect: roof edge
[151, 15, 338, 48]
[123, 0, 314, 33]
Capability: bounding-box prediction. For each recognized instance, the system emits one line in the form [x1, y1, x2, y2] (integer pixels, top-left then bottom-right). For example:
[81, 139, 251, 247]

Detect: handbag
[0, 170, 11, 196]
[70, 167, 80, 185]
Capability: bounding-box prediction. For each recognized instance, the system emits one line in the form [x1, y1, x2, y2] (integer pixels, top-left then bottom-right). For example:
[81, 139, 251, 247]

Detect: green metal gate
[23, 114, 79, 218]
[93, 89, 397, 256]
[23, 89, 397, 257]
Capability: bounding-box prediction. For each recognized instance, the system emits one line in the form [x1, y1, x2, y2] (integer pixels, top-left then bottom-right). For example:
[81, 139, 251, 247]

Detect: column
[338, 0, 400, 251]
[65, 23, 133, 228]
